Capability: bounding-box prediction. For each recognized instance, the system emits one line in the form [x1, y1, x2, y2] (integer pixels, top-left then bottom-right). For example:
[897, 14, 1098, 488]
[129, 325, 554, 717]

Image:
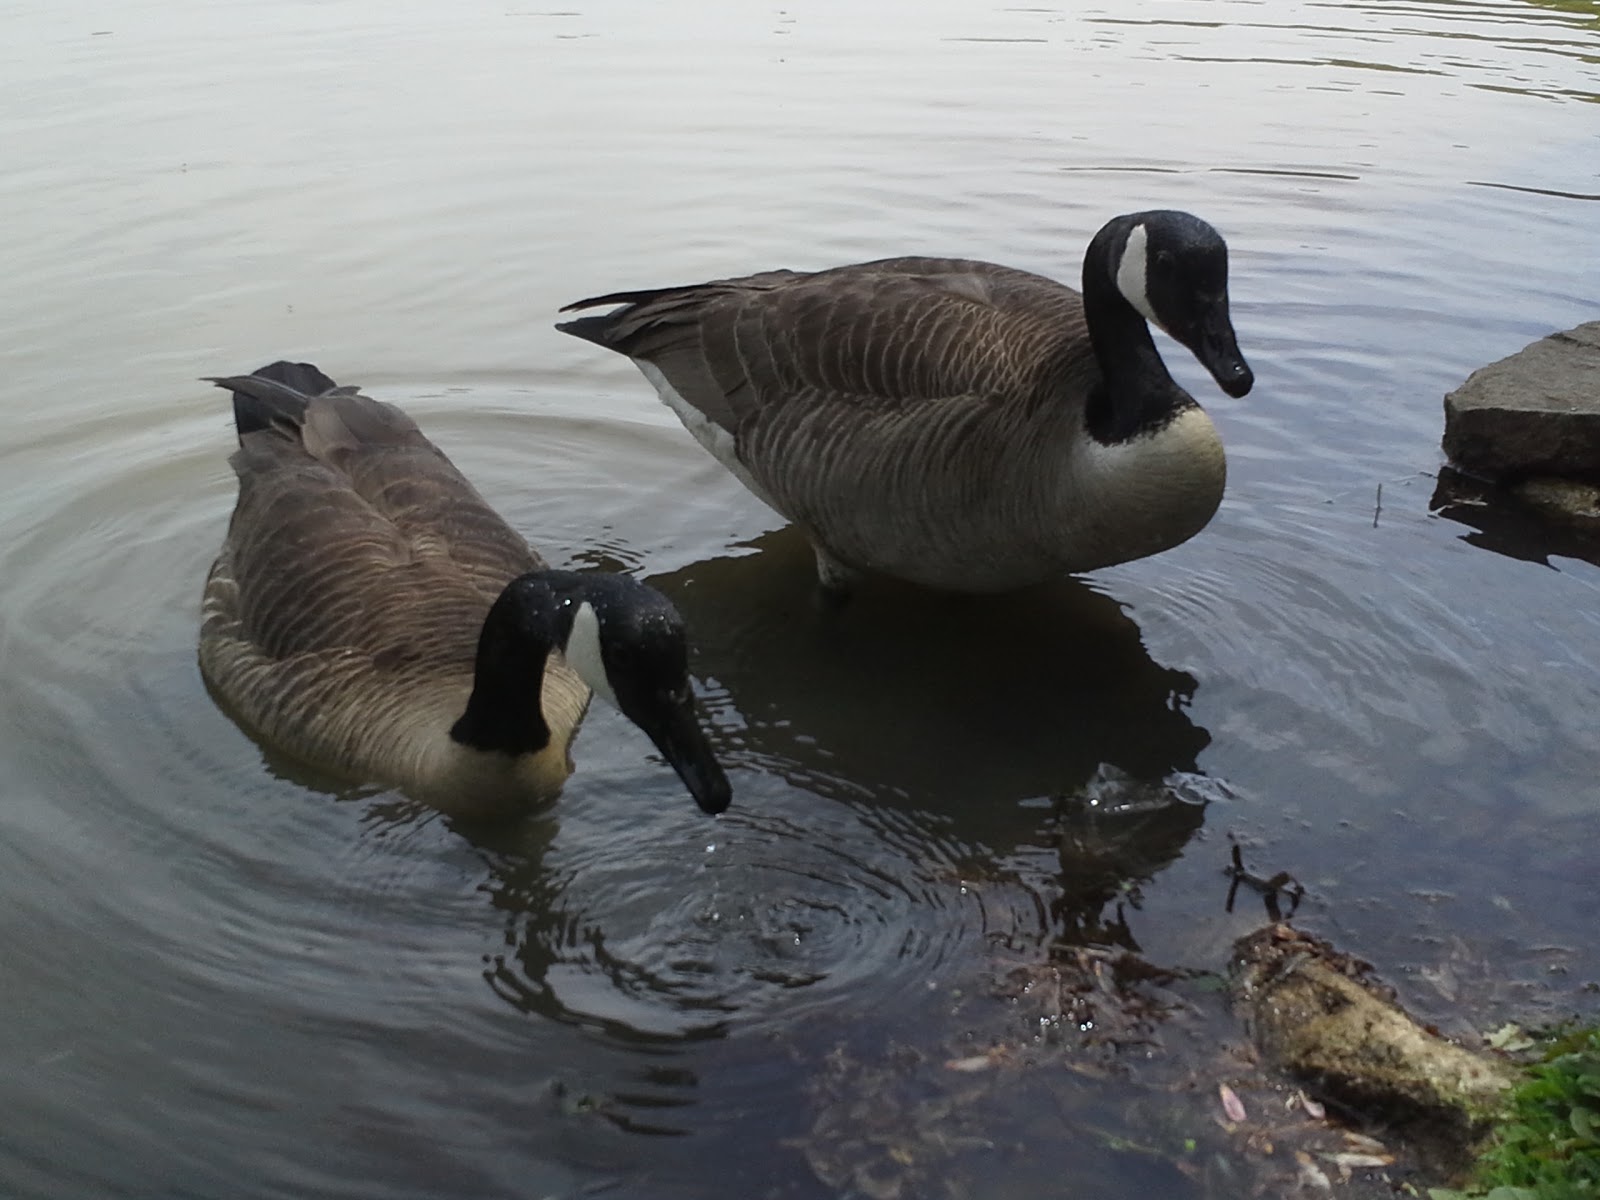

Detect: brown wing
[216, 390, 540, 670]
[299, 393, 541, 602]
[558, 257, 1091, 436]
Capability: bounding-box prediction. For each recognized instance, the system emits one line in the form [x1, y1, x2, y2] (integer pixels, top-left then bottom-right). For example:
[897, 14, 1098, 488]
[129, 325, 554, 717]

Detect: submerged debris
[989, 941, 1200, 1063]
[1225, 842, 1305, 922]
[793, 931, 1412, 1198]
[789, 771, 1547, 1197]
[1219, 1082, 1249, 1123]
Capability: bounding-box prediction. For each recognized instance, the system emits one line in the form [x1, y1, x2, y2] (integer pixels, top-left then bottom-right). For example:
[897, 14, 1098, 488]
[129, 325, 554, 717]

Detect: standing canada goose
[558, 209, 1254, 594]
[199, 361, 731, 818]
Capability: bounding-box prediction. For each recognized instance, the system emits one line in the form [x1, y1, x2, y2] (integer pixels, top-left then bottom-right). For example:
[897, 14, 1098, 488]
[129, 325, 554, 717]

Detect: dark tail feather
[251, 360, 339, 395]
[558, 271, 802, 317]
[558, 286, 688, 314]
[204, 360, 342, 442]
[554, 313, 628, 350]
[556, 271, 803, 351]
[556, 288, 691, 352]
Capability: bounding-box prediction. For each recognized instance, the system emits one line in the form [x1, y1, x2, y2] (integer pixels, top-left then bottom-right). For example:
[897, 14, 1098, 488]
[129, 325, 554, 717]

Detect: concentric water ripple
[478, 792, 990, 1041]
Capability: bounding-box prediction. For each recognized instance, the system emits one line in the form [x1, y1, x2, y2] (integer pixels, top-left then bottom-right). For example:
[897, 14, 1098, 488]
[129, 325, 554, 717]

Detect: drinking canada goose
[198, 361, 731, 817]
[558, 209, 1253, 594]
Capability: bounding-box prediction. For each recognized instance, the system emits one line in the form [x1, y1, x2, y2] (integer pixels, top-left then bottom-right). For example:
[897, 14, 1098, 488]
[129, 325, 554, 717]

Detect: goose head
[548, 571, 732, 815]
[460, 570, 732, 815]
[1092, 210, 1255, 399]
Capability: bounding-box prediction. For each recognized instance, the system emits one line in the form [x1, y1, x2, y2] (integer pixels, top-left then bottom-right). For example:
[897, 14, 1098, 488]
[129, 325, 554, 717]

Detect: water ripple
[477, 790, 985, 1041]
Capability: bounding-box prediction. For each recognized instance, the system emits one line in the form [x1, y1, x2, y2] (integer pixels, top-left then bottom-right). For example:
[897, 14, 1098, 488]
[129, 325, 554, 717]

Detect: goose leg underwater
[198, 360, 731, 818]
[558, 209, 1254, 595]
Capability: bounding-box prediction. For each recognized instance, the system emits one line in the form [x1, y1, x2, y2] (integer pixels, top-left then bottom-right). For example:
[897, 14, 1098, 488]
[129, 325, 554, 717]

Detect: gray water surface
[2, 1, 1598, 1197]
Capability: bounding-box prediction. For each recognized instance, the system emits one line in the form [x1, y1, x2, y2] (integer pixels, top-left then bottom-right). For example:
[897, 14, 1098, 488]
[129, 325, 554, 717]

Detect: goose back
[200, 382, 590, 803]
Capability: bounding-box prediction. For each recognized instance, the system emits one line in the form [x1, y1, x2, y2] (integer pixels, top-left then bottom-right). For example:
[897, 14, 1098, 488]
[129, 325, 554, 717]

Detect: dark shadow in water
[1431, 467, 1600, 569]
[651, 528, 1219, 959]
[648, 527, 1212, 845]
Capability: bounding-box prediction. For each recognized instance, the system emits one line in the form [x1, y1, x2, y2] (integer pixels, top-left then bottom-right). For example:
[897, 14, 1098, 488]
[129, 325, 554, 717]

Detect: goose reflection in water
[645, 527, 1211, 820]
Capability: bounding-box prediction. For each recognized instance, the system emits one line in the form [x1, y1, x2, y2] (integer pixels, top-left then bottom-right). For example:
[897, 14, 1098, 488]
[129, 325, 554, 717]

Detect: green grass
[1432, 1028, 1600, 1200]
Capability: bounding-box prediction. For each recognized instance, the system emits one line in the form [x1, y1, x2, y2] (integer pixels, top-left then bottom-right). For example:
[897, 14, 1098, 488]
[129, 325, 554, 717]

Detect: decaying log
[1232, 924, 1519, 1173]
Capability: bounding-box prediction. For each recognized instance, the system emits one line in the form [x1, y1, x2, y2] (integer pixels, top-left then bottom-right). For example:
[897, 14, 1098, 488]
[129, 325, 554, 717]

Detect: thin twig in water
[1373, 482, 1383, 528]
[1317, 469, 1434, 507]
[1226, 842, 1305, 922]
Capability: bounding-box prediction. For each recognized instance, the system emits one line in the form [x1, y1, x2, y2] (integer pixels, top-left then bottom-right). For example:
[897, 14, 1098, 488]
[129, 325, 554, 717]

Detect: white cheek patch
[1114, 223, 1161, 328]
[564, 601, 620, 709]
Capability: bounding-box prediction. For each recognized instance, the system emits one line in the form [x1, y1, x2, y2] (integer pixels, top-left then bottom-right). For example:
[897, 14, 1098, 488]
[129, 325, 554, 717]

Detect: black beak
[1175, 299, 1254, 399]
[630, 690, 732, 815]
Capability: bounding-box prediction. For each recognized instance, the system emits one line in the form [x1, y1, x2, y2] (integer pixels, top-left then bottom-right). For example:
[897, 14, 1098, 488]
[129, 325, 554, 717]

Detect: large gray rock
[1442, 320, 1600, 481]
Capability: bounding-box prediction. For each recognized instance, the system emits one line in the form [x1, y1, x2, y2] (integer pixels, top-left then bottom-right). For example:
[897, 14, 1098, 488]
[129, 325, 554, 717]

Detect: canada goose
[558, 209, 1254, 594]
[198, 361, 731, 817]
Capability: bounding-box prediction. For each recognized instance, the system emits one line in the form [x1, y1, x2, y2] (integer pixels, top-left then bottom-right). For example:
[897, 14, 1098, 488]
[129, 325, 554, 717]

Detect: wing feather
[559, 257, 1090, 436]
[212, 389, 539, 673]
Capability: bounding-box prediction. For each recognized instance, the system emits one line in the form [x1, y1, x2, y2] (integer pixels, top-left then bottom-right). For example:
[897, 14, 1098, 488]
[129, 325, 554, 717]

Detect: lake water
[2, 1, 1598, 1196]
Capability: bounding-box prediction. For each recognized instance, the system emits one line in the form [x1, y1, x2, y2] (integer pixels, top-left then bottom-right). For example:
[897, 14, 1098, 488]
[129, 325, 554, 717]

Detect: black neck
[449, 575, 562, 755]
[1080, 228, 1188, 445]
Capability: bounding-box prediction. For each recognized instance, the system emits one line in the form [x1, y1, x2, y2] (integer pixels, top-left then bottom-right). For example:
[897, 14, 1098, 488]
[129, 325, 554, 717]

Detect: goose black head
[547, 571, 732, 816]
[1103, 209, 1255, 399]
